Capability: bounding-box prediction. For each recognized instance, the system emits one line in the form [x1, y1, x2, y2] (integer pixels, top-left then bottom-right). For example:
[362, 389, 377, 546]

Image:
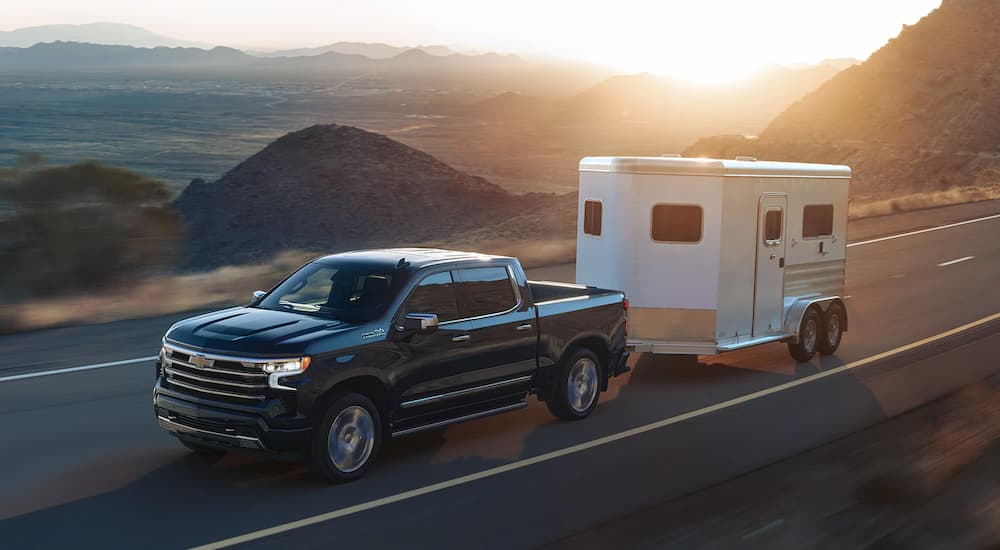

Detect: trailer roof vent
[735, 156, 758, 162]
[660, 153, 682, 158]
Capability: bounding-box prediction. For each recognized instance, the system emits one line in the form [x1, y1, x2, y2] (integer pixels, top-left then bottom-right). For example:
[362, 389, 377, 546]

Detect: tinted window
[256, 261, 396, 323]
[764, 209, 783, 242]
[454, 267, 517, 318]
[403, 271, 459, 322]
[651, 204, 702, 243]
[583, 200, 602, 236]
[803, 204, 834, 238]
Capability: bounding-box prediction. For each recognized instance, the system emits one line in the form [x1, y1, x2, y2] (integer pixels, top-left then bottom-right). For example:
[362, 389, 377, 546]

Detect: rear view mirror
[252, 290, 266, 302]
[404, 313, 439, 333]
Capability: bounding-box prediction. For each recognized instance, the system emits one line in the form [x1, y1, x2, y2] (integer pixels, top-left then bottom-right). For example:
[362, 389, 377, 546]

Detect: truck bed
[528, 280, 621, 303]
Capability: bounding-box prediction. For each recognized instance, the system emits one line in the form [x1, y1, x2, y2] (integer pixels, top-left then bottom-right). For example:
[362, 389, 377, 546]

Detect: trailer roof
[579, 156, 852, 179]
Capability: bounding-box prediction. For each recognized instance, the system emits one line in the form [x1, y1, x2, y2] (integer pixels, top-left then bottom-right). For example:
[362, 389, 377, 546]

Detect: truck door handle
[515, 324, 533, 332]
[452, 335, 471, 343]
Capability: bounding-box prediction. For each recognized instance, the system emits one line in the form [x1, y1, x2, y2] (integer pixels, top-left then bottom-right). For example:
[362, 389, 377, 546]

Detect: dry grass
[3, 185, 997, 334]
[849, 183, 1000, 219]
[2, 251, 315, 333]
[0, 238, 578, 334]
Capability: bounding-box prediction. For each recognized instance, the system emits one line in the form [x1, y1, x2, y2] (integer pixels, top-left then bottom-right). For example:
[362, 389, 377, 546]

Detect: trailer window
[583, 200, 602, 236]
[403, 271, 460, 322]
[651, 204, 702, 243]
[764, 209, 783, 243]
[803, 204, 834, 238]
[454, 267, 518, 318]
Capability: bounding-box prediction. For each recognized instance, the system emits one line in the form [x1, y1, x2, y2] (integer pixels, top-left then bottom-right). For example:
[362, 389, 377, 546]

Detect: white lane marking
[848, 213, 1000, 248]
[6, 213, 997, 383]
[938, 256, 975, 267]
[190, 312, 1000, 550]
[0, 356, 157, 383]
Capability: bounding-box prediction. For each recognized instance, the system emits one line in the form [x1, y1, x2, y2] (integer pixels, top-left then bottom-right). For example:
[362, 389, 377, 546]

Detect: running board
[391, 401, 527, 438]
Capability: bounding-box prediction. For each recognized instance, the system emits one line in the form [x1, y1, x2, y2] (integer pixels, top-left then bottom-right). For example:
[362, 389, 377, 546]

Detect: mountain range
[260, 42, 456, 59]
[0, 22, 211, 49]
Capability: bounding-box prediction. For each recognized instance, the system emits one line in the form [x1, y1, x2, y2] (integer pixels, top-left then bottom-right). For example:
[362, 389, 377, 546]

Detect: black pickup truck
[154, 248, 628, 482]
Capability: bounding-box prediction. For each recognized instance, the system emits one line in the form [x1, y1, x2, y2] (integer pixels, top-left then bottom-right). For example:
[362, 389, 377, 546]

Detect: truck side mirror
[404, 313, 439, 334]
[252, 290, 267, 303]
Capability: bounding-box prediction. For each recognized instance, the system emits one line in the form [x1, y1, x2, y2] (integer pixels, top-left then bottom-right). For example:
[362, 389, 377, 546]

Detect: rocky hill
[686, 0, 1000, 196]
[173, 124, 558, 267]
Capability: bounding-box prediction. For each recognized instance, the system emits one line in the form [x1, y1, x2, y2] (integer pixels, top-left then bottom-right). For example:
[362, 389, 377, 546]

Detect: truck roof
[314, 248, 513, 269]
[579, 156, 852, 179]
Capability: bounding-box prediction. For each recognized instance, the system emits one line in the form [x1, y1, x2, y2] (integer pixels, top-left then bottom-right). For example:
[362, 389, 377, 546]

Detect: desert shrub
[0, 159, 182, 302]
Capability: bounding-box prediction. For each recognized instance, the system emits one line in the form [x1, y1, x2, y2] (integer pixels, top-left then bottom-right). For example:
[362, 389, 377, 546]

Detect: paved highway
[1, 202, 999, 549]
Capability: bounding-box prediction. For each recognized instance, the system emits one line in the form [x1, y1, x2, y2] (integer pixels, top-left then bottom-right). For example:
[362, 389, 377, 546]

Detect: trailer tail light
[623, 298, 629, 334]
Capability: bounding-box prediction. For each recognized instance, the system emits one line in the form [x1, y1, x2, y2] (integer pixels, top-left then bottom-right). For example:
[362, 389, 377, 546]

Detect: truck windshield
[254, 261, 400, 323]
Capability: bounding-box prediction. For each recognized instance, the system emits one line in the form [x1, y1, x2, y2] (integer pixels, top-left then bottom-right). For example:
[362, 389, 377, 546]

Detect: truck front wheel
[546, 348, 602, 421]
[307, 391, 382, 483]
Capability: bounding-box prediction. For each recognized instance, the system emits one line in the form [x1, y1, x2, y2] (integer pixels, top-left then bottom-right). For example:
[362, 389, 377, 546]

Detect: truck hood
[165, 307, 365, 356]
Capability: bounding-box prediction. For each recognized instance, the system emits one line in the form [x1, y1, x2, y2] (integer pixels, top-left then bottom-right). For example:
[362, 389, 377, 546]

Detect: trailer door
[753, 194, 787, 336]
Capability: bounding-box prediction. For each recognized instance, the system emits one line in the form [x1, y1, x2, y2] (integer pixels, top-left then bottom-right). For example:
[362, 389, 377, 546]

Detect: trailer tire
[818, 302, 844, 356]
[788, 308, 821, 362]
[307, 391, 382, 484]
[545, 348, 602, 421]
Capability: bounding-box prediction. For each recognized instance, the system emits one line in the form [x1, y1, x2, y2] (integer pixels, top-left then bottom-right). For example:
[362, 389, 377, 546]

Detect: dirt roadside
[546, 374, 1000, 550]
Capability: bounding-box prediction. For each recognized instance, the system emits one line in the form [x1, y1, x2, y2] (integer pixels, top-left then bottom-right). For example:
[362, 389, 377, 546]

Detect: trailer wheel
[819, 302, 845, 355]
[546, 348, 602, 421]
[307, 391, 382, 483]
[788, 308, 821, 362]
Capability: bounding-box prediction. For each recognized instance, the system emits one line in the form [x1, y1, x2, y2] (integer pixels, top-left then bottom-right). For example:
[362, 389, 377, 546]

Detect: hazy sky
[6, 0, 942, 81]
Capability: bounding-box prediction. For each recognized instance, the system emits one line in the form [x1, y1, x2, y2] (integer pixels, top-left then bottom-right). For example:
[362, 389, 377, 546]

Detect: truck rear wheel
[788, 308, 821, 362]
[546, 348, 602, 421]
[819, 302, 845, 356]
[307, 391, 382, 483]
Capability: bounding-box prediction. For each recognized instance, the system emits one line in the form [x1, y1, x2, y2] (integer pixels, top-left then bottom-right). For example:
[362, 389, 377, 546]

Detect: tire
[819, 302, 845, 356]
[788, 308, 821, 362]
[307, 391, 382, 484]
[545, 348, 603, 421]
[179, 438, 226, 458]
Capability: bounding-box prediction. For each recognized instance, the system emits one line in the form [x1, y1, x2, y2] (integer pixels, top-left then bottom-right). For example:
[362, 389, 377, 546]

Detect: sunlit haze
[6, 0, 942, 81]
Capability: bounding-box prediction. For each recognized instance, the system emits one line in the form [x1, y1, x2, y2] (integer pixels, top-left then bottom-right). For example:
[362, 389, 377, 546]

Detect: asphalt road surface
[1, 202, 999, 549]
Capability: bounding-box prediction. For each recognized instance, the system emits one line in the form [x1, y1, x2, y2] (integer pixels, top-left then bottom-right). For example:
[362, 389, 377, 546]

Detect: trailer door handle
[779, 257, 785, 268]
[452, 335, 471, 343]
[515, 324, 533, 332]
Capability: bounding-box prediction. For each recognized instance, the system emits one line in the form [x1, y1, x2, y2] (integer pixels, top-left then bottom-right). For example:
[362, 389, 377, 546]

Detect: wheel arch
[563, 335, 611, 389]
[784, 297, 848, 343]
[315, 374, 390, 430]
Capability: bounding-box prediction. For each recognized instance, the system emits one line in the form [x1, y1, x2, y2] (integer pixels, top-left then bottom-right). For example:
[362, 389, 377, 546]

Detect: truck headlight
[262, 357, 311, 374]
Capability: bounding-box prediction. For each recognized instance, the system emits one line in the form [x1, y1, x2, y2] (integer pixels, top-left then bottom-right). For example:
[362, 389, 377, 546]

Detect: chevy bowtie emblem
[190, 354, 213, 368]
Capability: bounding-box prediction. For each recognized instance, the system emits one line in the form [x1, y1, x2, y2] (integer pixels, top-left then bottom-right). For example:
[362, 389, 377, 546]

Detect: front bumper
[154, 384, 312, 456]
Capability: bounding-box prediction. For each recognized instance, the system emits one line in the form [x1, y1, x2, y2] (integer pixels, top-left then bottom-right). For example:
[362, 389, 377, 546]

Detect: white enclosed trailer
[575, 156, 851, 361]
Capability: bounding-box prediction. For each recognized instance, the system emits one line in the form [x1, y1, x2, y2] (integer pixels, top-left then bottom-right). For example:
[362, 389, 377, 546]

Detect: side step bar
[392, 401, 527, 438]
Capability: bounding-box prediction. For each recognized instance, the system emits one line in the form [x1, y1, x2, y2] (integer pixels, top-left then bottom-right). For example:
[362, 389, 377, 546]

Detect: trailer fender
[784, 297, 848, 343]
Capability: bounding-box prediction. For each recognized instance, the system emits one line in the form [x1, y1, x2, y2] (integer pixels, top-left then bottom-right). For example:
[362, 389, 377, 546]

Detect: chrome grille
[162, 342, 269, 401]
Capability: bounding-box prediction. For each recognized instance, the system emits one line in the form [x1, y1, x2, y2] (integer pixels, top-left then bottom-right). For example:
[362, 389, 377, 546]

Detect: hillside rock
[173, 124, 546, 267]
[686, 0, 1000, 196]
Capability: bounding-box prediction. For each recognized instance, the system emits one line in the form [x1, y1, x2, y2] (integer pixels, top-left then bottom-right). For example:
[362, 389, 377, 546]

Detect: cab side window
[454, 267, 518, 319]
[403, 271, 459, 322]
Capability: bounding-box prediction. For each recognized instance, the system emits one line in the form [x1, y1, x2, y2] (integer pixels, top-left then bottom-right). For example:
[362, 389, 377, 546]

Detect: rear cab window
[454, 266, 518, 318]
